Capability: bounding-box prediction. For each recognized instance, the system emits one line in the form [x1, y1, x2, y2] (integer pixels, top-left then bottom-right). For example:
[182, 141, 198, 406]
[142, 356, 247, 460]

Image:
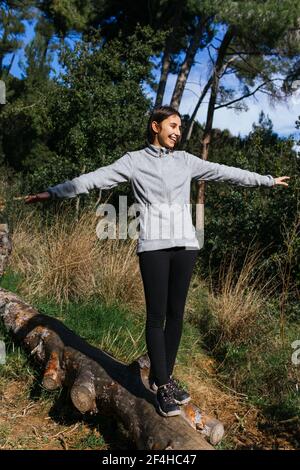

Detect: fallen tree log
[0, 227, 224, 450]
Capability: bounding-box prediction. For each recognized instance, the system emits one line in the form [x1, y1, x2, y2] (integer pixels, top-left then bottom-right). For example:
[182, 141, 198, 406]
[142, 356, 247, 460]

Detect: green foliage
[1, 25, 164, 204]
[45, 25, 163, 170]
[222, 329, 300, 420]
[186, 113, 300, 291]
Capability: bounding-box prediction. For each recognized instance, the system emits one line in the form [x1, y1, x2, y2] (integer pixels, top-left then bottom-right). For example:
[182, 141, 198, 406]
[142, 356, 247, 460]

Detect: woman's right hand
[24, 192, 51, 204]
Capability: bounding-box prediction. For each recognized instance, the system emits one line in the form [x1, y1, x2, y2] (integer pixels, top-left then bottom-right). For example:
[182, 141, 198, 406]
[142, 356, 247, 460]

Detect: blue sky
[3, 19, 300, 144]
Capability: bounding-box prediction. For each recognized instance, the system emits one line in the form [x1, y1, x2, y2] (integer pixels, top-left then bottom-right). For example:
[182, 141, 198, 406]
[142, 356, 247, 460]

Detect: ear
[151, 120, 160, 134]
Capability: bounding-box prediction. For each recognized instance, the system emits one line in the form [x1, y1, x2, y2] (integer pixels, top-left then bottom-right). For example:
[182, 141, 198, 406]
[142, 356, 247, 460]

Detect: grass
[1, 207, 300, 449]
[189, 246, 300, 427]
[35, 297, 147, 364]
[8, 210, 144, 311]
[73, 428, 107, 450]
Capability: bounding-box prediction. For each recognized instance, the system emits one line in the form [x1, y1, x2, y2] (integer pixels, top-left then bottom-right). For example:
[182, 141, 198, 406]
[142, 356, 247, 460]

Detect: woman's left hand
[273, 176, 290, 187]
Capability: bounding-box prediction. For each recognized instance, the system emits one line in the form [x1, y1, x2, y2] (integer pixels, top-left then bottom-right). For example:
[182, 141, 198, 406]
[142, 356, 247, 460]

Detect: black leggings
[138, 247, 199, 386]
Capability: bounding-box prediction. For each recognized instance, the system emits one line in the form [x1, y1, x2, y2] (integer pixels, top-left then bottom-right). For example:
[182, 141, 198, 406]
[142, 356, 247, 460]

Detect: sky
[3, 19, 300, 145]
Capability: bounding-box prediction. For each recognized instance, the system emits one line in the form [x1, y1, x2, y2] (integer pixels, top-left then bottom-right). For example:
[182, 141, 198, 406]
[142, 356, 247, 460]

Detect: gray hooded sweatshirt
[46, 143, 275, 254]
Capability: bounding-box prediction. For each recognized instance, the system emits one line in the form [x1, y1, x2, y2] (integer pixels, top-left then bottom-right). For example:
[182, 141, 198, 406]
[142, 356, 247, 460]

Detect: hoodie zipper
[159, 149, 171, 205]
[159, 150, 174, 240]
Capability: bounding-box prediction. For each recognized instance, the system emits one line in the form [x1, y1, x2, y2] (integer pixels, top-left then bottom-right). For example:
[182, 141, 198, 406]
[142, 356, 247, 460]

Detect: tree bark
[155, 48, 172, 108]
[170, 17, 207, 110]
[195, 28, 235, 235]
[154, 1, 185, 108]
[181, 75, 213, 145]
[0, 228, 224, 450]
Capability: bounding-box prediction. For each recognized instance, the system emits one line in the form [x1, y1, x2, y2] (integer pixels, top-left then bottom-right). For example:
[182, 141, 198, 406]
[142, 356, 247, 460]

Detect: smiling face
[151, 114, 182, 149]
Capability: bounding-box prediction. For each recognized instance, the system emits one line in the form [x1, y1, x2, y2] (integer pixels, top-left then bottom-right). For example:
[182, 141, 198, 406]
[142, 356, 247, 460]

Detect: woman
[25, 105, 290, 417]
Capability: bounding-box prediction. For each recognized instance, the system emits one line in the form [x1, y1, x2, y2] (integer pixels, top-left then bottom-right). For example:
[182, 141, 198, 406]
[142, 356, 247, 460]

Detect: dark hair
[147, 105, 182, 144]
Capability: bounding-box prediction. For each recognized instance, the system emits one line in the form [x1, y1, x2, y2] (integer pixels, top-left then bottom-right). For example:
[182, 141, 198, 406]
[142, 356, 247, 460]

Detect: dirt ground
[0, 379, 133, 450]
[0, 370, 299, 451]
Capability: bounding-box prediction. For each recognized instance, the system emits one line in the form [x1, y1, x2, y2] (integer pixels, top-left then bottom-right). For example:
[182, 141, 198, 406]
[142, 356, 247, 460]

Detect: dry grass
[95, 235, 144, 312]
[171, 352, 296, 450]
[9, 211, 43, 276]
[9, 209, 145, 311]
[207, 244, 278, 345]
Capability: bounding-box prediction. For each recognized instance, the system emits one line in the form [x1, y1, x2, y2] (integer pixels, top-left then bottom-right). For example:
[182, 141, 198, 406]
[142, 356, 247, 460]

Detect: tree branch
[214, 78, 284, 110]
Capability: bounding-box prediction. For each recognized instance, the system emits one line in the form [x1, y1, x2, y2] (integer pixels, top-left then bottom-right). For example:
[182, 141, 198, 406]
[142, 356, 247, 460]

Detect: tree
[16, 26, 164, 200]
[184, 0, 300, 237]
[0, 0, 34, 79]
[186, 113, 299, 290]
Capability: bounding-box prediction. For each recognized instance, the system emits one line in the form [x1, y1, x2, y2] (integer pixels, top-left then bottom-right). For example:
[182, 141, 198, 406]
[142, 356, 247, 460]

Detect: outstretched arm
[186, 151, 289, 188]
[25, 152, 133, 204]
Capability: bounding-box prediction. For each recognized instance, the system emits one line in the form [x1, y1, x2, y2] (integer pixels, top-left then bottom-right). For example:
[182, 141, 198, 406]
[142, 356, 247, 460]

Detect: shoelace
[169, 377, 184, 393]
[158, 384, 176, 404]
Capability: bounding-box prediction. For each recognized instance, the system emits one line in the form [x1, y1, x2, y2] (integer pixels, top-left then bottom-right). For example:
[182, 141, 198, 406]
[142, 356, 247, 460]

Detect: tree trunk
[181, 75, 213, 145]
[154, 1, 185, 108]
[195, 28, 235, 235]
[170, 17, 207, 110]
[0, 228, 224, 450]
[155, 49, 172, 108]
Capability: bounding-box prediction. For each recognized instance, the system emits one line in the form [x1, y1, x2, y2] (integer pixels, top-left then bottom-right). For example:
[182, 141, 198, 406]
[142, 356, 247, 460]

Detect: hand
[273, 176, 290, 187]
[24, 192, 51, 204]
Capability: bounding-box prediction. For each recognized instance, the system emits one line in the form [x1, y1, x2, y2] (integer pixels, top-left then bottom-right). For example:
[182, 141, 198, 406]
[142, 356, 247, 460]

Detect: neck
[151, 141, 171, 150]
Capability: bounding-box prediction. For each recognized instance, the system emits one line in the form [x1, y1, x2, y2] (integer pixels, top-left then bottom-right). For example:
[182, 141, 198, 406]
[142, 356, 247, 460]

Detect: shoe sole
[158, 406, 181, 417]
[174, 396, 191, 405]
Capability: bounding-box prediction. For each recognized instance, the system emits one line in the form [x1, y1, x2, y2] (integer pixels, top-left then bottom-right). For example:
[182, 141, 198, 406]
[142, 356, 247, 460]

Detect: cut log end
[71, 385, 96, 413]
[42, 375, 61, 391]
[207, 423, 225, 446]
[70, 366, 96, 413]
[42, 350, 63, 390]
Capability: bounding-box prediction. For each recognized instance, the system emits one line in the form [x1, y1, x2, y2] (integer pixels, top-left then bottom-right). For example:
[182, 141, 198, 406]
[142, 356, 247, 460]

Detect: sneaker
[150, 375, 191, 405]
[168, 376, 191, 405]
[156, 383, 181, 417]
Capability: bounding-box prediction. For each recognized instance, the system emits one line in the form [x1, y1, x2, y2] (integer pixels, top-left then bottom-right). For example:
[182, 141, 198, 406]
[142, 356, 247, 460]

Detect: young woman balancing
[25, 105, 290, 417]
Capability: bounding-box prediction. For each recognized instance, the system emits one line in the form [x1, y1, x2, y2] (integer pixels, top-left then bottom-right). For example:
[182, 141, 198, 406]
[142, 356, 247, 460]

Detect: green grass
[73, 430, 107, 450]
[0, 268, 23, 293]
[186, 278, 300, 432]
[200, 311, 300, 421]
[33, 297, 147, 364]
[0, 269, 147, 365]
